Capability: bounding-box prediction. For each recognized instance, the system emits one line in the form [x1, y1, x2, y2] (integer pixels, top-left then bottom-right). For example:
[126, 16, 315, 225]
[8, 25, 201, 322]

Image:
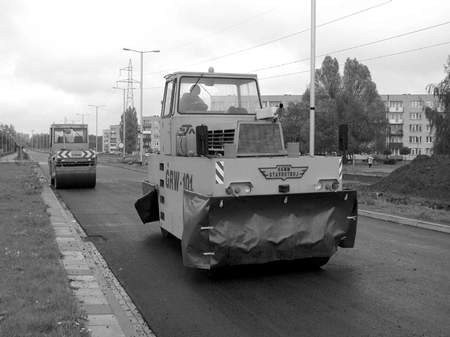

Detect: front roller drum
[54, 170, 96, 189]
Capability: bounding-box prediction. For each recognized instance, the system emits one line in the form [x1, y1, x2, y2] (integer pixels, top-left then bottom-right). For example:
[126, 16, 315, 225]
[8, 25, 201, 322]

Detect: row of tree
[0, 124, 18, 154]
[119, 106, 138, 154]
[426, 56, 450, 155]
[279, 55, 450, 156]
[279, 56, 387, 154]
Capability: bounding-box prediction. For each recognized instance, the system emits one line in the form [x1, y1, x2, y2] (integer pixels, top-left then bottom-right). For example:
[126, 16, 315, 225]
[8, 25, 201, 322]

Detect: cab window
[162, 80, 176, 117]
[178, 77, 261, 114]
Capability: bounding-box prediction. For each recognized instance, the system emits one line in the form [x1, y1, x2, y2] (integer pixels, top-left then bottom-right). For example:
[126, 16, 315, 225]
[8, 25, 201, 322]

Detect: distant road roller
[48, 123, 96, 189]
[135, 70, 357, 270]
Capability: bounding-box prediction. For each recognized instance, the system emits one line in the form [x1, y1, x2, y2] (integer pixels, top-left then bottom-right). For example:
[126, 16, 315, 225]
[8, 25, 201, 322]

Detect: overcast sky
[1, 0, 449, 134]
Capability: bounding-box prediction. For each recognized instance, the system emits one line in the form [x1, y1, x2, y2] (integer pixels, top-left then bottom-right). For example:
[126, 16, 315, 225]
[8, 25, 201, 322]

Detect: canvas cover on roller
[182, 190, 357, 269]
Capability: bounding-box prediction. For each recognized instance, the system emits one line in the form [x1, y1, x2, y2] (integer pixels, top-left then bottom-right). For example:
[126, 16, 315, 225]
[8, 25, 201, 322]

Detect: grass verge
[0, 162, 88, 337]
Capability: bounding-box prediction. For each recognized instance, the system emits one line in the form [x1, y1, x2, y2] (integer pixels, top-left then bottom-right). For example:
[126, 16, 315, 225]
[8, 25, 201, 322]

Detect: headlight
[226, 182, 253, 196]
[315, 179, 339, 192]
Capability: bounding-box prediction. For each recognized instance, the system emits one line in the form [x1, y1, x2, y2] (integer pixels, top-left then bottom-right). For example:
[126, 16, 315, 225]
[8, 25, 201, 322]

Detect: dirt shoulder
[0, 162, 88, 336]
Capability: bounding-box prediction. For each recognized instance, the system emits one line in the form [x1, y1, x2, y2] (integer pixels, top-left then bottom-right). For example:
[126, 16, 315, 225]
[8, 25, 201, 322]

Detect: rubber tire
[54, 175, 61, 189]
[50, 176, 55, 186]
[85, 174, 96, 188]
[160, 227, 170, 238]
[304, 257, 330, 269]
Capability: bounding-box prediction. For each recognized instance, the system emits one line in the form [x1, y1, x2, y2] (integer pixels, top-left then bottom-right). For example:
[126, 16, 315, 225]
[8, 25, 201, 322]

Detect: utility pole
[113, 85, 127, 156]
[123, 48, 160, 163]
[77, 113, 89, 124]
[116, 59, 138, 157]
[309, 0, 316, 157]
[88, 105, 105, 152]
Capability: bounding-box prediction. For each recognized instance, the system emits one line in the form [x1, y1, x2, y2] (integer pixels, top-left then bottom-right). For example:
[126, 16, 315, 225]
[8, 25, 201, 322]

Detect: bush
[383, 158, 397, 165]
[399, 146, 411, 155]
[413, 154, 431, 162]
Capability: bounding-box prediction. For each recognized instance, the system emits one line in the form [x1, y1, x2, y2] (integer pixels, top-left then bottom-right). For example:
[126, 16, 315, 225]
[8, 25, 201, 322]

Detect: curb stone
[34, 164, 156, 337]
[359, 209, 450, 234]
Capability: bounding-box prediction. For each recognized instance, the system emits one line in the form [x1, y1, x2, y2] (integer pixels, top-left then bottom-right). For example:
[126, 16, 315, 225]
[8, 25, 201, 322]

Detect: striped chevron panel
[215, 160, 224, 184]
[56, 150, 95, 159]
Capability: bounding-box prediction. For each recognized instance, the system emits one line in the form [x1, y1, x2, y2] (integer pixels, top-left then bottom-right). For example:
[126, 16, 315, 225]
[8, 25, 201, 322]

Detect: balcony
[389, 129, 403, 136]
[388, 118, 403, 124]
[388, 142, 403, 150]
[389, 106, 403, 113]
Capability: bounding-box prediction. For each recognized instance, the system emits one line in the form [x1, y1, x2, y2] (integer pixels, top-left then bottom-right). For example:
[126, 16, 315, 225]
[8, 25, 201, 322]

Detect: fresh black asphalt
[32, 152, 450, 337]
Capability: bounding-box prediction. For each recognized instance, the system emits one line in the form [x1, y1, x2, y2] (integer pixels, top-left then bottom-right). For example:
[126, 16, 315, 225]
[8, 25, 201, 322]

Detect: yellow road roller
[135, 70, 357, 270]
[48, 123, 96, 189]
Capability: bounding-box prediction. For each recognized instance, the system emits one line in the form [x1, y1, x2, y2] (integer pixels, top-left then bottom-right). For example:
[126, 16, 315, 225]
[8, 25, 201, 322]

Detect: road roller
[48, 123, 96, 189]
[135, 70, 357, 270]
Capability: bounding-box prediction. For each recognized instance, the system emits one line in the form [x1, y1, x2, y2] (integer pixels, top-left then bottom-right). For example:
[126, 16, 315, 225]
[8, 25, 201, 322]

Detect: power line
[359, 40, 450, 62]
[148, 0, 392, 74]
[164, 6, 279, 52]
[254, 20, 450, 72]
[260, 70, 310, 80]
[259, 40, 450, 80]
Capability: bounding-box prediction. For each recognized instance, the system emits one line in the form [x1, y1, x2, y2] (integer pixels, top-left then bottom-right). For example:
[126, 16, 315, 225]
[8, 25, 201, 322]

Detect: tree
[340, 58, 387, 153]
[317, 56, 341, 99]
[119, 106, 138, 154]
[425, 56, 450, 154]
[279, 57, 387, 154]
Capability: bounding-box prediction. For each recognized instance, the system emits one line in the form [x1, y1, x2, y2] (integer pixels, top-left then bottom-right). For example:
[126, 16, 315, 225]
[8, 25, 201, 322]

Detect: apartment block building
[142, 116, 160, 153]
[102, 129, 110, 153]
[381, 94, 439, 157]
[102, 125, 121, 153]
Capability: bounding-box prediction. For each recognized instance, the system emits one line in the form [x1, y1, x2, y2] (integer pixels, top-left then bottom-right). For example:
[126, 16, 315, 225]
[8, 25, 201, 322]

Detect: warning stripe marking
[56, 150, 95, 159]
[338, 158, 343, 183]
[215, 160, 224, 184]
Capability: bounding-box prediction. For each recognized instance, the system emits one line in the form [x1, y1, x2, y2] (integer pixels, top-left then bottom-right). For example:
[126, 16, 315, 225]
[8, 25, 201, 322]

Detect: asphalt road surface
[31, 151, 450, 337]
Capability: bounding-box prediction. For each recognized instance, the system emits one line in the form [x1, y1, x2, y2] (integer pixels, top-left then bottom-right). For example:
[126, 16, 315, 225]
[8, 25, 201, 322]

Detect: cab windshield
[178, 77, 261, 114]
[53, 128, 87, 144]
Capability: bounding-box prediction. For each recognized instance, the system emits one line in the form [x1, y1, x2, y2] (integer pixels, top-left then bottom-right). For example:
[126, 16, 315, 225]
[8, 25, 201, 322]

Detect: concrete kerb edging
[34, 163, 156, 337]
[359, 209, 450, 234]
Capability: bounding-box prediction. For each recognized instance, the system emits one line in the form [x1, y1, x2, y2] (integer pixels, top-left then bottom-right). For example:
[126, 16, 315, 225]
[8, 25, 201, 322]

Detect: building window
[409, 113, 422, 120]
[409, 136, 422, 144]
[426, 124, 431, 132]
[426, 136, 433, 143]
[409, 124, 422, 132]
[411, 100, 423, 109]
[389, 101, 403, 110]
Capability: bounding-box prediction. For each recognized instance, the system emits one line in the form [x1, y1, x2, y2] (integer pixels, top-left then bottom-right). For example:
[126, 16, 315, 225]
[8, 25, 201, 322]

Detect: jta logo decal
[259, 165, 308, 180]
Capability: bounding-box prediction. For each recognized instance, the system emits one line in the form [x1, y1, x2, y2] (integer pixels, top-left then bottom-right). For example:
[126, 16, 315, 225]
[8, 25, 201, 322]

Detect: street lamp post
[113, 85, 127, 157]
[123, 47, 160, 163]
[88, 105, 105, 152]
[309, 0, 316, 157]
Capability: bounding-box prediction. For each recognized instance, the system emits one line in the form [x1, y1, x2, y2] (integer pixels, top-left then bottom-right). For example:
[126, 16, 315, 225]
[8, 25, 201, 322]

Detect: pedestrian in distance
[368, 155, 374, 168]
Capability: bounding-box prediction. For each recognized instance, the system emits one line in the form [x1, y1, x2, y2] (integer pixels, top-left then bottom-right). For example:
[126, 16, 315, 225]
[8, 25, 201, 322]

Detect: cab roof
[164, 71, 258, 81]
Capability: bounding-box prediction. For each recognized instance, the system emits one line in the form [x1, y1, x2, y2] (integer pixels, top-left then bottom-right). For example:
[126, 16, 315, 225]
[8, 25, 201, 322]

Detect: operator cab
[160, 71, 286, 157]
[50, 124, 89, 152]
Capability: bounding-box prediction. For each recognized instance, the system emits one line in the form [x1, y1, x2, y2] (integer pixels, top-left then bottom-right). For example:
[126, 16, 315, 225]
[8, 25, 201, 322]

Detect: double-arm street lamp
[122, 48, 160, 163]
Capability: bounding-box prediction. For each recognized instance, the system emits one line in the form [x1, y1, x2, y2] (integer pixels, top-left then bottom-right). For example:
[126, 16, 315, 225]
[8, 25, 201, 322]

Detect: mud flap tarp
[135, 185, 159, 223]
[182, 191, 357, 269]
